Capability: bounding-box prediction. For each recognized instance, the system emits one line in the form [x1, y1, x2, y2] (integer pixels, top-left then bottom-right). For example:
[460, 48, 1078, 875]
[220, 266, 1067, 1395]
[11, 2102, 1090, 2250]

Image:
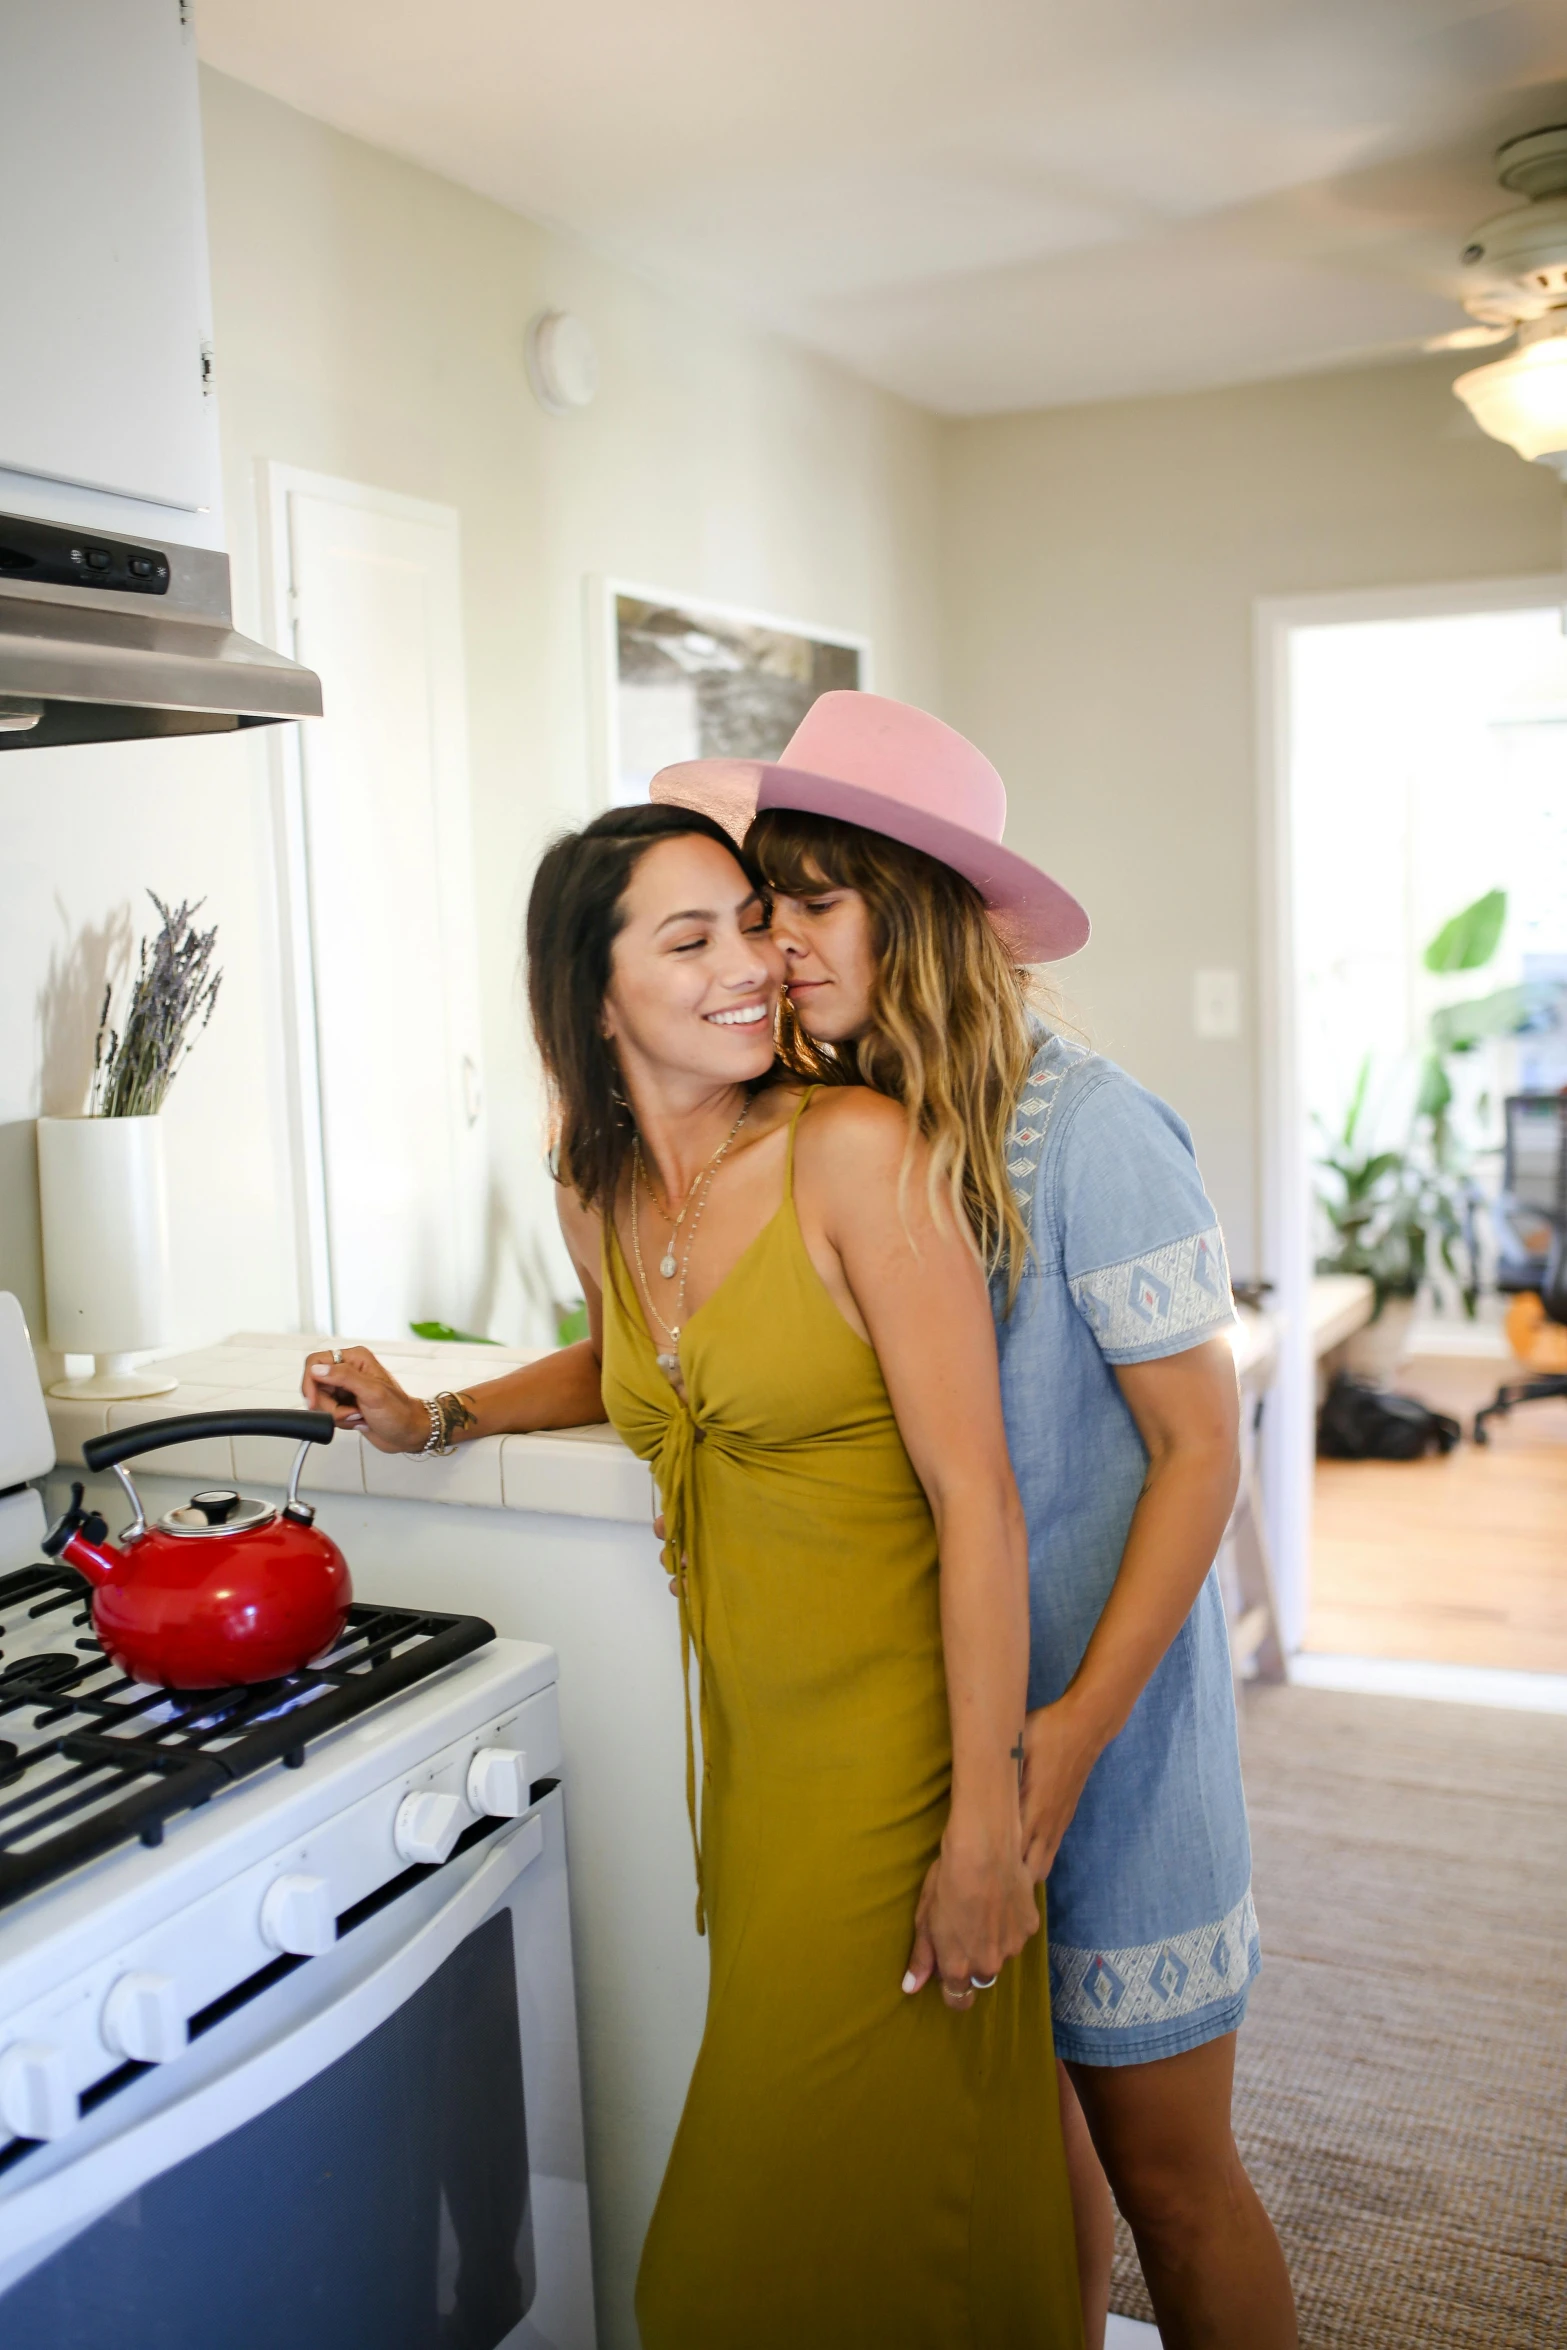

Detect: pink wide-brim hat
[649, 691, 1089, 963]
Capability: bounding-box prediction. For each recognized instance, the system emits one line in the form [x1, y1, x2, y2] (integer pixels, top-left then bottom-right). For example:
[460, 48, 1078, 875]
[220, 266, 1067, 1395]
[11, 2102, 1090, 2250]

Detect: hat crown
[780, 693, 1007, 844]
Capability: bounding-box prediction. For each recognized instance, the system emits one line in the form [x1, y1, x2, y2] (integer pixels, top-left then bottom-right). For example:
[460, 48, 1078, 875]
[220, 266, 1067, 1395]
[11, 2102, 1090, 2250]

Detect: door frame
[1253, 570, 1565, 1651]
[257, 463, 477, 1333]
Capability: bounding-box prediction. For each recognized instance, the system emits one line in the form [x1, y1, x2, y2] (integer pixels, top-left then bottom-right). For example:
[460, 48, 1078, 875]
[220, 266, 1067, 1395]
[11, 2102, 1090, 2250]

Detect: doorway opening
[1258, 579, 1567, 1693]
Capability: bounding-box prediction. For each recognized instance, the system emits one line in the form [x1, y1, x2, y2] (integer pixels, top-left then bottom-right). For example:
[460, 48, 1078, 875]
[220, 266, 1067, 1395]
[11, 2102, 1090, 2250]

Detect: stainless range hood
[0, 510, 321, 750]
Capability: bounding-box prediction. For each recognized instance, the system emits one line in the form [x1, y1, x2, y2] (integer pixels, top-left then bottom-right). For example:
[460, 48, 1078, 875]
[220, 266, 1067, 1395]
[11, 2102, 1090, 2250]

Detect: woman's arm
[1018, 1336, 1240, 1878]
[801, 1093, 1039, 2010]
[300, 1192, 609, 1450]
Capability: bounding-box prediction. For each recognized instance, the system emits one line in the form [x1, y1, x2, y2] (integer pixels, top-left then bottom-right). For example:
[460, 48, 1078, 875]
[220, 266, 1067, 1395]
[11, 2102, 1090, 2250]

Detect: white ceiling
[196, 0, 1567, 415]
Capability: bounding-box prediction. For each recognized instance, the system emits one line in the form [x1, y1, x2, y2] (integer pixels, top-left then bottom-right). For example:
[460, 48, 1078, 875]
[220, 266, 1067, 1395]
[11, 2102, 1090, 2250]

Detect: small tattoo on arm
[434, 1389, 479, 1448]
[1011, 1732, 1026, 1788]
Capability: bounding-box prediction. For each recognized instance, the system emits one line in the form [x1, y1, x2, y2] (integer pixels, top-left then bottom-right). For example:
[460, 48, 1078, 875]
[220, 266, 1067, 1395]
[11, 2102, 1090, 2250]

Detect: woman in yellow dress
[547, 800, 1081, 2350]
[306, 800, 1082, 2348]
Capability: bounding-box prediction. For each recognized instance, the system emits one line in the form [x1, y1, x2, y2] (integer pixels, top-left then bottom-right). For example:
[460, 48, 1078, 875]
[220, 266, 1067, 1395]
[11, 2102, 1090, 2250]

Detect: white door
[274, 475, 487, 1339]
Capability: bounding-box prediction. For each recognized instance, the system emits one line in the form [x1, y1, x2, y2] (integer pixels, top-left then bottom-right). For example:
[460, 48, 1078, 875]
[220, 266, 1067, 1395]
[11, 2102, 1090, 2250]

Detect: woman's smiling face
[767, 877, 876, 1045]
[601, 832, 783, 1087]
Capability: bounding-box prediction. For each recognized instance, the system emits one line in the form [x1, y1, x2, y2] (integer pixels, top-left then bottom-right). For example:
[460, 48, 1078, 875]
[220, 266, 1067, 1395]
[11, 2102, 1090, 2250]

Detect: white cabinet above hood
[0, 0, 219, 527]
[0, 0, 320, 748]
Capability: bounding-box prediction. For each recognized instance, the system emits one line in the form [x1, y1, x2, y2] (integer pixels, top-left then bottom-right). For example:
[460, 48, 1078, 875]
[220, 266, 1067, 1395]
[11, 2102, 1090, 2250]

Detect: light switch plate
[1193, 968, 1241, 1040]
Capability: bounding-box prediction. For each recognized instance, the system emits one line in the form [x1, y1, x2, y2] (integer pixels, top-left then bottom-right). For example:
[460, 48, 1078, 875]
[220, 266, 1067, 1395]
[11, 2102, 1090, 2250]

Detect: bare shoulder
[798, 1085, 916, 1178]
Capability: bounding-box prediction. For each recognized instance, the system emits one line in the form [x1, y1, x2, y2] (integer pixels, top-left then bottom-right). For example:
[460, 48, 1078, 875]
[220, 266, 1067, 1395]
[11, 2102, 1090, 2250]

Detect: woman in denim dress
[654, 693, 1297, 2350]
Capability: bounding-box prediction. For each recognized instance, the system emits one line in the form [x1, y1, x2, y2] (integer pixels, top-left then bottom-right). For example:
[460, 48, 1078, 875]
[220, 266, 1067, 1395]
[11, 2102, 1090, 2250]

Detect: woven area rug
[1109, 1684, 1567, 2347]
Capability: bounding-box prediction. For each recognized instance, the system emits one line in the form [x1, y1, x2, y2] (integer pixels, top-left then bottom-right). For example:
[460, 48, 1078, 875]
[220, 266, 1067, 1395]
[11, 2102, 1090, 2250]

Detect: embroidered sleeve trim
[1068, 1224, 1234, 1359]
[1049, 1889, 1259, 2031]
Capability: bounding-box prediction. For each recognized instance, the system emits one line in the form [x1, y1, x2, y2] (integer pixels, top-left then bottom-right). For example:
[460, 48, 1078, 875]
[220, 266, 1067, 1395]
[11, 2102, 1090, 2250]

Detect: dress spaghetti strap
[782, 1084, 818, 1199]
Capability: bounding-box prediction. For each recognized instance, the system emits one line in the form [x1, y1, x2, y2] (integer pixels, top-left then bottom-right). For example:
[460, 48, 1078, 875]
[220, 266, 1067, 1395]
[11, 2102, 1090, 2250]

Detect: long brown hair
[526, 803, 769, 1214]
[747, 807, 1037, 1300]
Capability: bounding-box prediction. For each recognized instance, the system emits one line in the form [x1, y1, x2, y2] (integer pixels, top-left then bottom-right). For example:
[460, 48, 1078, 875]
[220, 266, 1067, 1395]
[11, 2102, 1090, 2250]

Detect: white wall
[939, 357, 1564, 1276]
[0, 69, 944, 1369]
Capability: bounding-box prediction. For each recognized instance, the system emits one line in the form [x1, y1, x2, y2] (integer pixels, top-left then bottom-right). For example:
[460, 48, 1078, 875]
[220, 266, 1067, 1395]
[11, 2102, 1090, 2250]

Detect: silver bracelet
[417, 1390, 476, 1457]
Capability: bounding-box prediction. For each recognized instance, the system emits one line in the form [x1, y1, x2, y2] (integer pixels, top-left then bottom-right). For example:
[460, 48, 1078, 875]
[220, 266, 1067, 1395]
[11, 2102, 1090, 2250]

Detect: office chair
[1474, 1091, 1567, 1443]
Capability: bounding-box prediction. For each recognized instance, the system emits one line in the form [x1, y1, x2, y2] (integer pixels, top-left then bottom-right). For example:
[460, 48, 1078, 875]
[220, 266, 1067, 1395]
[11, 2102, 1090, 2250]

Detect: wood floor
[1306, 1354, 1567, 1674]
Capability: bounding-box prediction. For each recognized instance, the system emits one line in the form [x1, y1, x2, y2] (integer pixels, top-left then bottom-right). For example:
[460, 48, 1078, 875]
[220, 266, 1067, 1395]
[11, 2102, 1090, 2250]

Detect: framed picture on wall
[590, 579, 871, 806]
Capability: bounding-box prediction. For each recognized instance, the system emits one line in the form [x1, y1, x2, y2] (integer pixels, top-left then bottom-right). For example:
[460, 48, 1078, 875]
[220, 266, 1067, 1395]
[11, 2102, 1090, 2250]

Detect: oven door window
[0, 1910, 535, 2350]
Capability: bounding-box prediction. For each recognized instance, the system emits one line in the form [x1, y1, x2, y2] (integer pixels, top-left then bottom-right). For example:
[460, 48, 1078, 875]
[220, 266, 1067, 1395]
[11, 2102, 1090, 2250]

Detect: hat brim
[649, 756, 1090, 964]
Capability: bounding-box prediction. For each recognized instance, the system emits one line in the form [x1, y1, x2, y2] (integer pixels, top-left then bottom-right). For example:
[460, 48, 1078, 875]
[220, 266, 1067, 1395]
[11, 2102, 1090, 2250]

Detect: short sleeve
[1045, 1066, 1235, 1366]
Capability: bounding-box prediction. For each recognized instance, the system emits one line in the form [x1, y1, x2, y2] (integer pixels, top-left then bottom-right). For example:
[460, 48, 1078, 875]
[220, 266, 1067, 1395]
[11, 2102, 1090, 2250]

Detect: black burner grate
[0, 1563, 494, 1912]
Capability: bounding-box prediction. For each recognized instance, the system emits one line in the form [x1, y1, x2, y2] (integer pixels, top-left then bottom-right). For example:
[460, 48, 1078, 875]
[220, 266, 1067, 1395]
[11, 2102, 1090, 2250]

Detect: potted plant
[37, 895, 221, 1400]
[1312, 887, 1564, 1380]
[1314, 1057, 1481, 1379]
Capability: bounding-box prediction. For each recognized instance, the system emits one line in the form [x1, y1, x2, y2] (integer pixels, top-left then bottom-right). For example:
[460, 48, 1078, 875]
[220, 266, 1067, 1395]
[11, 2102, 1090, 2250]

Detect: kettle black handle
[82, 1410, 336, 1475]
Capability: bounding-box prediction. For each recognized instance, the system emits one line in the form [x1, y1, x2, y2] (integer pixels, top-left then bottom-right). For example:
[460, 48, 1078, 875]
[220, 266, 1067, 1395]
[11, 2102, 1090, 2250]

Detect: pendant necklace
[645, 1118, 736, 1280]
[631, 1097, 752, 1380]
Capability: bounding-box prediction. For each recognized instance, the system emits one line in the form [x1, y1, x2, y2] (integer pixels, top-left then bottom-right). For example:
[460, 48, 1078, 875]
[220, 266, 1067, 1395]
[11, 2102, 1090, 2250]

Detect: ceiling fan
[1423, 124, 1567, 478]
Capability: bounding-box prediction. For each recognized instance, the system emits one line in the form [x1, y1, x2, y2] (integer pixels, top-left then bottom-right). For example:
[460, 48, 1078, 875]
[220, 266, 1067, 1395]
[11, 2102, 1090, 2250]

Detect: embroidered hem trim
[1049, 1888, 1260, 2031]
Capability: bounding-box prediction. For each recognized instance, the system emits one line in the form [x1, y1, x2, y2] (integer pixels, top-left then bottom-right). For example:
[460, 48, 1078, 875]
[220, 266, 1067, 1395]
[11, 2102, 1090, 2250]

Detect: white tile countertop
[45, 1314, 1287, 1525]
[44, 1332, 656, 1526]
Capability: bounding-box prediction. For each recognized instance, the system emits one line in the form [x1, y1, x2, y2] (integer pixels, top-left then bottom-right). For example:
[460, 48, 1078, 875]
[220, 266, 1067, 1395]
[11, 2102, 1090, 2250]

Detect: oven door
[0, 1789, 595, 2350]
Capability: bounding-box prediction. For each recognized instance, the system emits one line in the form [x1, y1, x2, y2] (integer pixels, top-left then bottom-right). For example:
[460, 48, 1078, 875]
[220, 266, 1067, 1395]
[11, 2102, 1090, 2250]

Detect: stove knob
[394, 1789, 466, 1866]
[0, 2042, 77, 2142]
[466, 1746, 529, 1819]
[102, 1970, 187, 2065]
[259, 1872, 336, 1957]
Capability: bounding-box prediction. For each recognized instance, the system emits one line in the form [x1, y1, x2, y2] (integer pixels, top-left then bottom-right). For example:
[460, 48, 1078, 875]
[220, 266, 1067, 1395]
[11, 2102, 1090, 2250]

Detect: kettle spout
[42, 1482, 125, 1587]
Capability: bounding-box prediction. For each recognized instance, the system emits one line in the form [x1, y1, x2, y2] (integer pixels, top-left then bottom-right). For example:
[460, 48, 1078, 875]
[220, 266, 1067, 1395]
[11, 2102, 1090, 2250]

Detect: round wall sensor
[524, 310, 599, 415]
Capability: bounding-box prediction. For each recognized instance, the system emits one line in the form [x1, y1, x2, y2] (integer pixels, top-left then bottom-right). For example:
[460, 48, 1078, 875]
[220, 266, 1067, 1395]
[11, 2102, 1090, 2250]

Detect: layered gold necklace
[630, 1096, 752, 1381]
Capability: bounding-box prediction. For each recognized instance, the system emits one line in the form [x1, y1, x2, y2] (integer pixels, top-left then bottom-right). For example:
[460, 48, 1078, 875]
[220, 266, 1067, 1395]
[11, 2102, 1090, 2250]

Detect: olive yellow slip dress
[601, 1090, 1082, 2350]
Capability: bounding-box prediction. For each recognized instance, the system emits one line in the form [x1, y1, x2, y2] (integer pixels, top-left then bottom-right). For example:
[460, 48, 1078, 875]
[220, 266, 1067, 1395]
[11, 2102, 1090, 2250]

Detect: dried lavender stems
[91, 894, 223, 1118]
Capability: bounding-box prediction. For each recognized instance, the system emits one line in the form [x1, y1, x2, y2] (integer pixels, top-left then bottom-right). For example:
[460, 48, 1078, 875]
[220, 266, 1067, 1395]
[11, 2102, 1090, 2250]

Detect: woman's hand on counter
[301, 1338, 609, 1449]
[301, 1348, 428, 1453]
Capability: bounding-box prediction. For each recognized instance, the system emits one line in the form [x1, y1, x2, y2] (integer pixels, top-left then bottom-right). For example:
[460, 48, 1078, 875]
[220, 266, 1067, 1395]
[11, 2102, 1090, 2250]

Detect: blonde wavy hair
[747, 807, 1039, 1304]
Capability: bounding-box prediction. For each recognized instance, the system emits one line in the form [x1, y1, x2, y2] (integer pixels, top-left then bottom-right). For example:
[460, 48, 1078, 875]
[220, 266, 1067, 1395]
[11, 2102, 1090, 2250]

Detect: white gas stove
[0, 1300, 596, 2349]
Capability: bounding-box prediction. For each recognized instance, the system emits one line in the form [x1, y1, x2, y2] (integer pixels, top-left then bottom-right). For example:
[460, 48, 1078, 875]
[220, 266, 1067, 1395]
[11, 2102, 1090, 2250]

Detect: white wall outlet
[1193, 968, 1242, 1040]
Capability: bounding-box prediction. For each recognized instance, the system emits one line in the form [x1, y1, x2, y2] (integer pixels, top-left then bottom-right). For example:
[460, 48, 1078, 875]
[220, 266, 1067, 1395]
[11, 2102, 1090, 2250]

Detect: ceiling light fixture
[1450, 126, 1567, 478]
[1453, 312, 1567, 478]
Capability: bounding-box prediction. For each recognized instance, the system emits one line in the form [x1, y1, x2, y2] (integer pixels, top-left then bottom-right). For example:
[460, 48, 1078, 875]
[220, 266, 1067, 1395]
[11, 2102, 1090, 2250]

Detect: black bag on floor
[1317, 1373, 1461, 1461]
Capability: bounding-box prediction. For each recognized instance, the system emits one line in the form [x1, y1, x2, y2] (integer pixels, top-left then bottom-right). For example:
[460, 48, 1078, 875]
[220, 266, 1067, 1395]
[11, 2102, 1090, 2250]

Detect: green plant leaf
[1415, 1051, 1452, 1119]
[555, 1301, 589, 1346]
[409, 1320, 497, 1345]
[1430, 980, 1562, 1055]
[1360, 1150, 1405, 1187]
[1423, 888, 1506, 973]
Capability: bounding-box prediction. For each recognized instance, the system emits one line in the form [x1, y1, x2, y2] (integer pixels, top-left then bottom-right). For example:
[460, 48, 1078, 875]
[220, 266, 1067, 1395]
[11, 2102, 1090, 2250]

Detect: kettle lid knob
[188, 1490, 240, 1526]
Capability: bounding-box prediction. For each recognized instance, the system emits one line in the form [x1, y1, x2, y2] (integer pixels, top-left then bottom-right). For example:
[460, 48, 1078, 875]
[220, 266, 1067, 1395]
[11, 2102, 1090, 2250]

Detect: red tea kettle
[43, 1410, 350, 1689]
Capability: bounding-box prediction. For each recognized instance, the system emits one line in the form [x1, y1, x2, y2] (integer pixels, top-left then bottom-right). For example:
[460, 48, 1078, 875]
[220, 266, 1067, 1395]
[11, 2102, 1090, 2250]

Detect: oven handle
[0, 1808, 546, 2274]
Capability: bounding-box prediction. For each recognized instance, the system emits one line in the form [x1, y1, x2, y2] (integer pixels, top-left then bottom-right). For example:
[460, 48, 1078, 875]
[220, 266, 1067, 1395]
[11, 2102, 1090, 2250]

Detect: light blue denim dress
[995, 1033, 1259, 2068]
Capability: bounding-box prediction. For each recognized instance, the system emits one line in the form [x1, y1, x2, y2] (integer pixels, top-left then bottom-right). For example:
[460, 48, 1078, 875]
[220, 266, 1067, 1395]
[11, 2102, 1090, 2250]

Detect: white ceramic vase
[36, 1115, 179, 1399]
[1341, 1294, 1416, 1384]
